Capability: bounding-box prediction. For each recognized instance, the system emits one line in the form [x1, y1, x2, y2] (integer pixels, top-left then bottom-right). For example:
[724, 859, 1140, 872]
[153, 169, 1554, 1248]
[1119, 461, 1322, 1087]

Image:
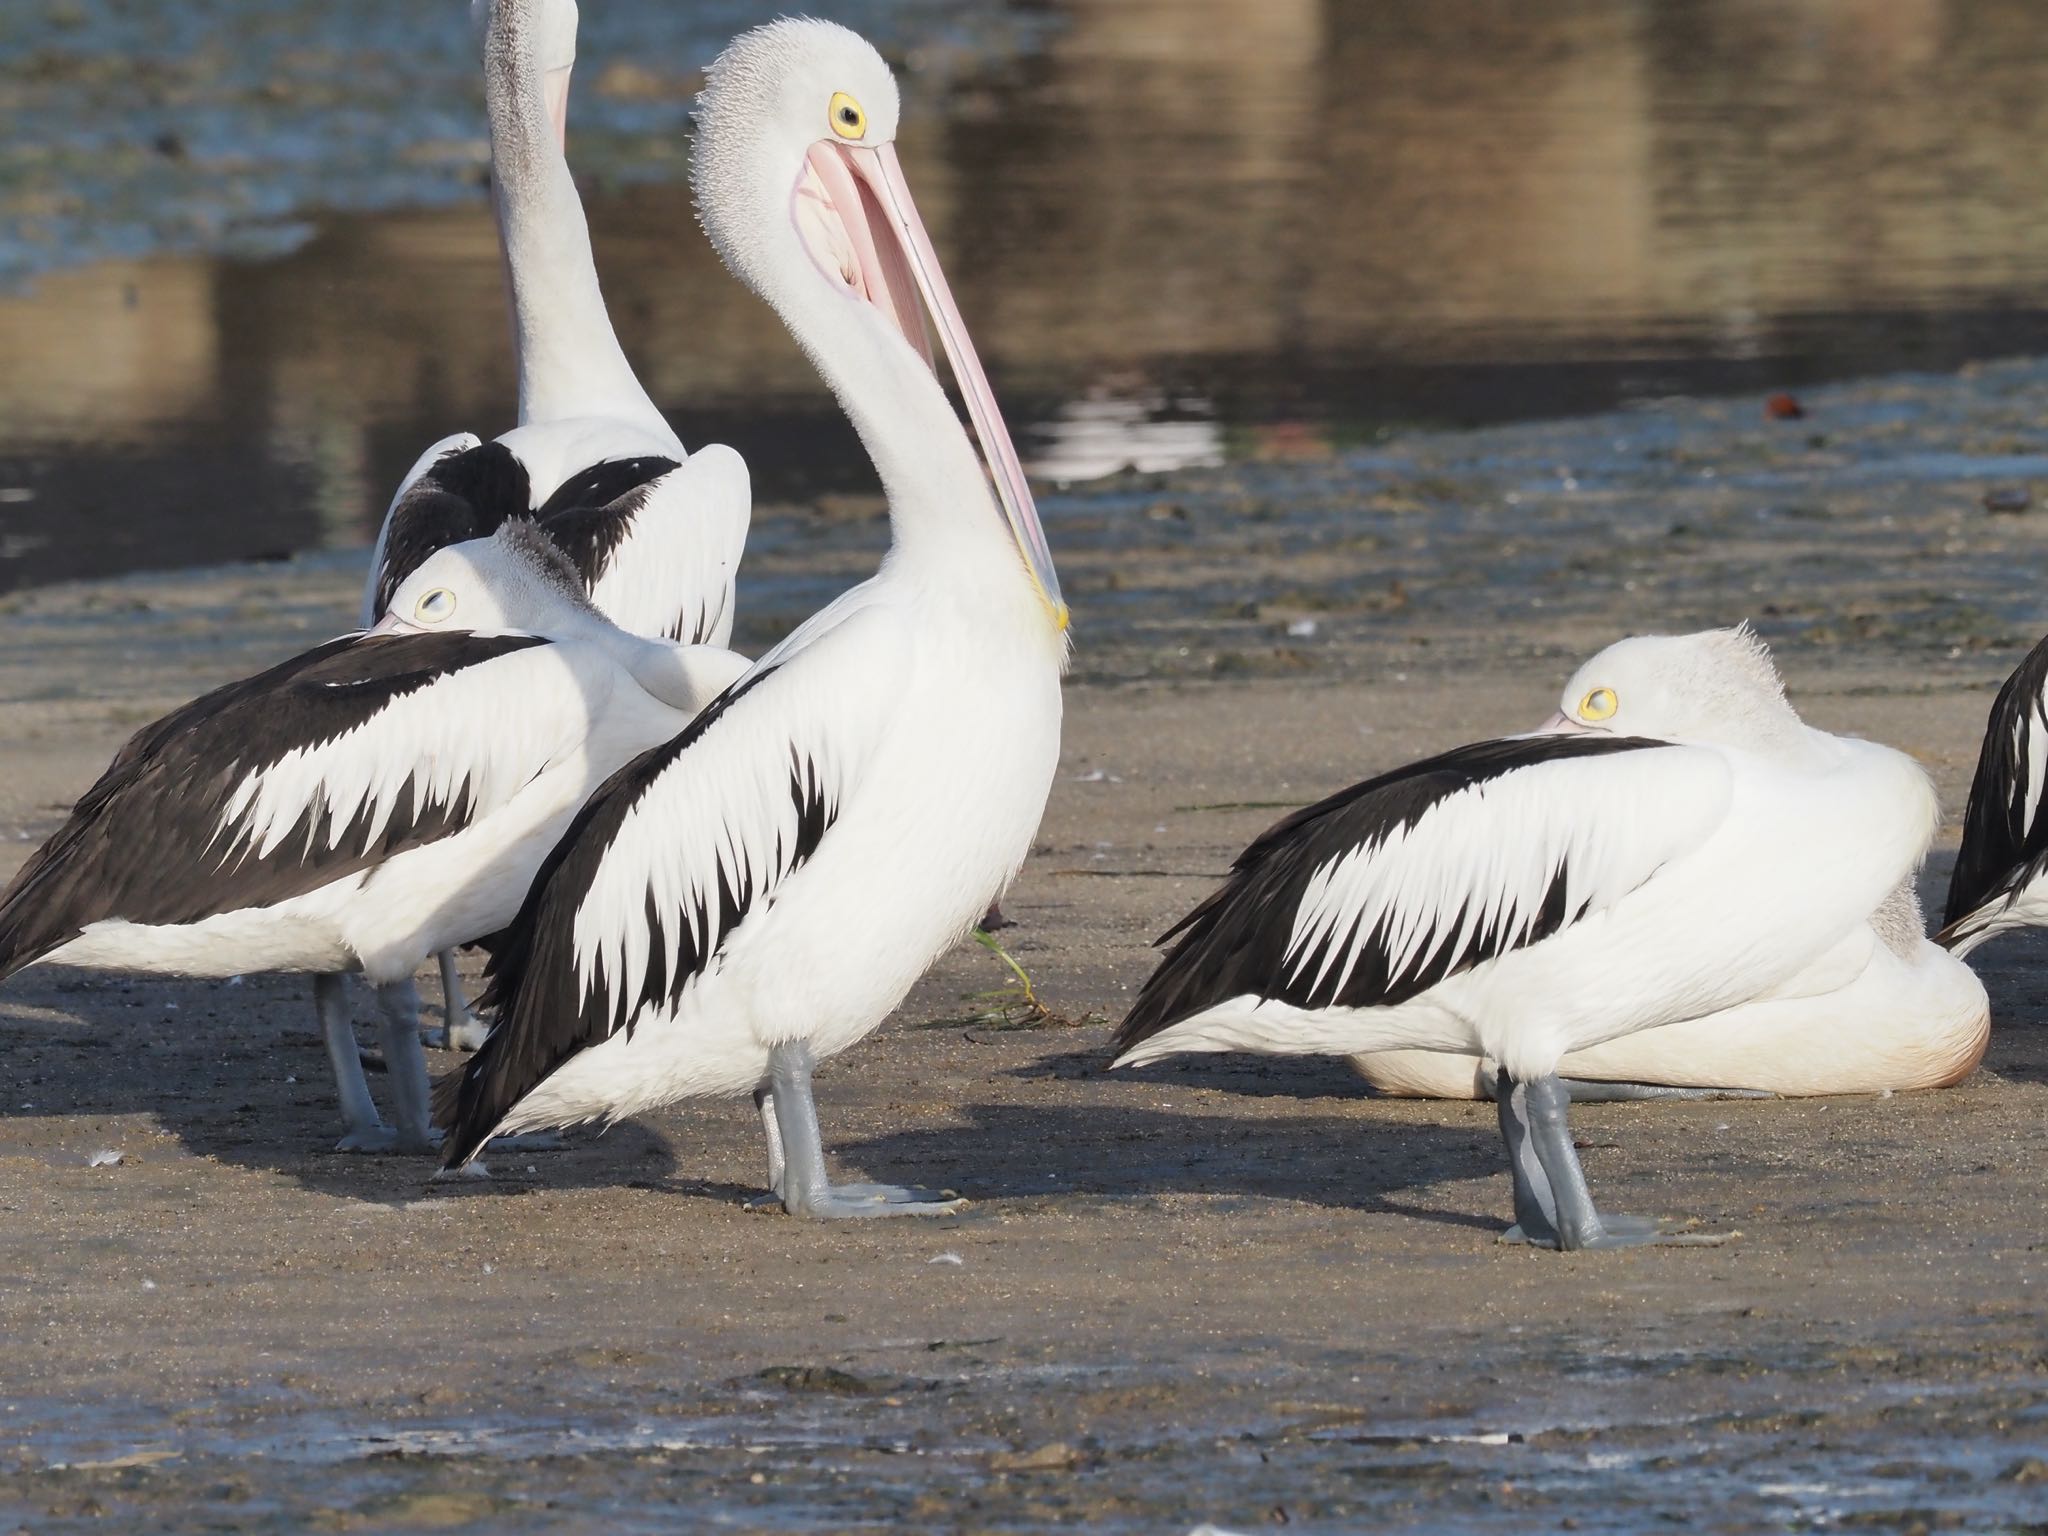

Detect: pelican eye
[1578, 687, 1618, 722]
[414, 587, 457, 625]
[829, 92, 866, 140]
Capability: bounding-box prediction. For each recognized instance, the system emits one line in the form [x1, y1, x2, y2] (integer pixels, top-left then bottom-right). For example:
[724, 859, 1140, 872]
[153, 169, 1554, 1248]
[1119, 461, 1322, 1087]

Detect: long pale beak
[542, 65, 573, 154]
[1535, 710, 1591, 734]
[802, 139, 1067, 630]
[367, 611, 414, 637]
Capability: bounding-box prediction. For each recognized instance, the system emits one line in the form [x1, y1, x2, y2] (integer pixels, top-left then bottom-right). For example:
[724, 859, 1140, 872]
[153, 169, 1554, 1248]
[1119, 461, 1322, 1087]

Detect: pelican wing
[1113, 734, 1732, 1056]
[439, 600, 902, 1164]
[363, 438, 530, 623]
[538, 444, 750, 646]
[0, 632, 603, 975]
[1941, 634, 2048, 940]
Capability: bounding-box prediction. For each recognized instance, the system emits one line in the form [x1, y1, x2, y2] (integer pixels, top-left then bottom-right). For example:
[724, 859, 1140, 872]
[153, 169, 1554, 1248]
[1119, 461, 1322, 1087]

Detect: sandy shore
[4, 370, 2048, 1529]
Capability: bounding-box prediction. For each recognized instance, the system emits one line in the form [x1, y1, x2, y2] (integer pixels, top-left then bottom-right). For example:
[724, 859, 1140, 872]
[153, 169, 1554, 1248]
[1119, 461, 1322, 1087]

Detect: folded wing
[1113, 734, 1732, 1057]
[438, 600, 903, 1164]
[1941, 633, 2048, 943]
[0, 632, 602, 974]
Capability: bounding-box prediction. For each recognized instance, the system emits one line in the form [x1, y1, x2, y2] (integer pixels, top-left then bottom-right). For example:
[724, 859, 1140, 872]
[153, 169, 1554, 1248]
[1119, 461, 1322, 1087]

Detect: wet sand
[4, 371, 2048, 1530]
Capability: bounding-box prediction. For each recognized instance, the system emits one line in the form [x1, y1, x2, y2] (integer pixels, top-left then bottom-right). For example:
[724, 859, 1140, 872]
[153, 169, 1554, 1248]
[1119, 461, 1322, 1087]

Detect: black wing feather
[371, 442, 533, 616]
[534, 458, 689, 627]
[437, 664, 839, 1165]
[1942, 634, 2048, 931]
[0, 631, 547, 977]
[1113, 734, 1666, 1057]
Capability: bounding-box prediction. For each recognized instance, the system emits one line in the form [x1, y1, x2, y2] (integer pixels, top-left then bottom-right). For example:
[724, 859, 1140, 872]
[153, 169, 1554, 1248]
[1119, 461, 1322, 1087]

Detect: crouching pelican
[1938, 632, 2048, 955]
[364, 0, 754, 1047]
[0, 525, 745, 1152]
[1355, 664, 1988, 1103]
[1112, 628, 1937, 1250]
[1350, 875, 1987, 1098]
[435, 20, 1068, 1217]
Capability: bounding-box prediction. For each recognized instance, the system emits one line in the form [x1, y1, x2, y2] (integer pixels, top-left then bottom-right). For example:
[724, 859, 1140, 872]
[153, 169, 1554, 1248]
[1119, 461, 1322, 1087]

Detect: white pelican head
[692, 20, 1065, 631]
[474, 0, 580, 151]
[373, 520, 595, 638]
[1544, 624, 1803, 749]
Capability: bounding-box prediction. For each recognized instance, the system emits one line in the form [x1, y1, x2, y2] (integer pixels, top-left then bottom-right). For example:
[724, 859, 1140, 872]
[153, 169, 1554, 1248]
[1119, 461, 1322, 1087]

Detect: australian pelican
[362, 0, 754, 1048]
[435, 20, 1069, 1217]
[1112, 628, 1939, 1250]
[0, 525, 744, 1153]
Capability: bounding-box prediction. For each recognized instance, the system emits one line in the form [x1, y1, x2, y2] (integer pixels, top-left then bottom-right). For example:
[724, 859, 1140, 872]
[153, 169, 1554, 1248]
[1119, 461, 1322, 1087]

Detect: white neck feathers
[484, 2, 674, 443]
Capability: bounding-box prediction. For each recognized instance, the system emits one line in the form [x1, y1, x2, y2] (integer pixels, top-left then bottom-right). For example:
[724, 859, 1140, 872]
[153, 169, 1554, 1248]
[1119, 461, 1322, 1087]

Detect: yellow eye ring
[828, 91, 866, 140]
[414, 587, 457, 625]
[1578, 687, 1618, 722]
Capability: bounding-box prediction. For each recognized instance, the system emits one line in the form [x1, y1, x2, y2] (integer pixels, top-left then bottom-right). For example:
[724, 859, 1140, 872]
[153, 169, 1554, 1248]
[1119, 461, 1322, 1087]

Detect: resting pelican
[0, 525, 744, 1152]
[1350, 878, 1987, 1097]
[1939, 632, 2048, 955]
[436, 20, 1068, 1217]
[1112, 628, 1936, 1250]
[362, 0, 753, 1047]
[1357, 688, 1987, 1104]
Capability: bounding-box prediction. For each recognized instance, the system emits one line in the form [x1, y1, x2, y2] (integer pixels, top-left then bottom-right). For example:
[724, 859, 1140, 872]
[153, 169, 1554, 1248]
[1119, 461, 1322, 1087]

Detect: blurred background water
[5, 0, 2048, 592]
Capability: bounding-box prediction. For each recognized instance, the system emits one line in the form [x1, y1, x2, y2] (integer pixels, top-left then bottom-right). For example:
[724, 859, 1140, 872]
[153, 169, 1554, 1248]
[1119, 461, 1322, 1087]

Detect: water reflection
[9, 0, 2048, 591]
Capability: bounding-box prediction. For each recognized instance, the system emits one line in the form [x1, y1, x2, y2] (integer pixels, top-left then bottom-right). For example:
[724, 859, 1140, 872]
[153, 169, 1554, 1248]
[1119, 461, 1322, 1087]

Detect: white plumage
[0, 526, 744, 1153]
[1115, 627, 1944, 1249]
[358, 0, 754, 1046]
[437, 22, 1069, 1221]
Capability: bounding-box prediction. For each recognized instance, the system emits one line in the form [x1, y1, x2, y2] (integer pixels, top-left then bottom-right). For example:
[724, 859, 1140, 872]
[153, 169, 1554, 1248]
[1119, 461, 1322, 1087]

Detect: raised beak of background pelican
[542, 65, 573, 153]
[799, 138, 1067, 630]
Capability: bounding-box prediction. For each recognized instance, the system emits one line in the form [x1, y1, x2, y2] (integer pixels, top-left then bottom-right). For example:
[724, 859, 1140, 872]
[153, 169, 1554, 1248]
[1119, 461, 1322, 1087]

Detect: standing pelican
[0, 525, 745, 1153]
[1112, 629, 1936, 1250]
[363, 0, 754, 1047]
[436, 20, 1068, 1216]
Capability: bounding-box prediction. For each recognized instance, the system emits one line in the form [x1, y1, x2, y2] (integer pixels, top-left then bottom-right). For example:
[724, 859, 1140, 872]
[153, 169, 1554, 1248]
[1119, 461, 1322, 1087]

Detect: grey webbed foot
[753, 1042, 967, 1220]
[1496, 1071, 1730, 1251]
[334, 1123, 401, 1154]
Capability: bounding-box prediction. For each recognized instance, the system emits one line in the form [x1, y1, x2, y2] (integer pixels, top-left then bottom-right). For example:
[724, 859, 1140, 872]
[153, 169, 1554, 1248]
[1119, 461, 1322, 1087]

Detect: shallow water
[11, 1, 2048, 592]
[11, 1355, 2048, 1532]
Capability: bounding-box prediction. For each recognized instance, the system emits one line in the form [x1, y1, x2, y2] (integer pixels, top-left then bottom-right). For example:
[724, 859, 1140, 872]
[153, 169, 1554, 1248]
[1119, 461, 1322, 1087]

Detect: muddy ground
[4, 371, 2048, 1530]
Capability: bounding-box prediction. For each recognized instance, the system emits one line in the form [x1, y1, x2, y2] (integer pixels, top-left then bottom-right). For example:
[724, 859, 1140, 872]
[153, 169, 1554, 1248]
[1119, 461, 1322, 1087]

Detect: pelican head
[374, 520, 596, 638]
[692, 20, 1065, 630]
[1543, 625, 1805, 750]
[475, 0, 579, 152]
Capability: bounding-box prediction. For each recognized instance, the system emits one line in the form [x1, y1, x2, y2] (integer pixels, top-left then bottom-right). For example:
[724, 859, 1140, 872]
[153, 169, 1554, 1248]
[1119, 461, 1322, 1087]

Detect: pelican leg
[374, 980, 441, 1155]
[1502, 1073, 1676, 1250]
[760, 1085, 787, 1191]
[1495, 1070, 1560, 1245]
[758, 1040, 964, 1219]
[318, 973, 396, 1152]
[434, 950, 491, 1052]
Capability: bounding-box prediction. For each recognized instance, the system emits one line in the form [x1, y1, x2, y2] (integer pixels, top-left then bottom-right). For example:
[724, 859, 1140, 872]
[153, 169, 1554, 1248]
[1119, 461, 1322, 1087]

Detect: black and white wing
[1940, 633, 2048, 949]
[0, 631, 608, 976]
[1112, 734, 1732, 1061]
[437, 600, 902, 1165]
[362, 437, 531, 624]
[537, 443, 750, 646]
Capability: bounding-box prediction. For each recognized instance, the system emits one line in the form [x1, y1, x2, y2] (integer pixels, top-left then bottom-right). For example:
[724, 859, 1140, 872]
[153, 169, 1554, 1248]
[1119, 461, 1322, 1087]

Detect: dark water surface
[8, 0, 2048, 591]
